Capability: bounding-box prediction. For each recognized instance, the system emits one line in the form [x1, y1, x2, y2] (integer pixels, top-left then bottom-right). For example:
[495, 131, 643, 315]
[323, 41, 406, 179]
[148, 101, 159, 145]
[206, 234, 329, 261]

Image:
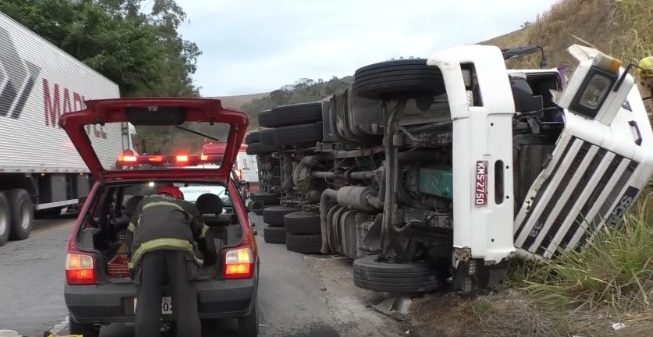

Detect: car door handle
[628, 120, 642, 146]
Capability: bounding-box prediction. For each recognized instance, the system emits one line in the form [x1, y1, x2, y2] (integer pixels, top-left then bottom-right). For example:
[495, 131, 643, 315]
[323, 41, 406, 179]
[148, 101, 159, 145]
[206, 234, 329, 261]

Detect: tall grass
[525, 196, 653, 311]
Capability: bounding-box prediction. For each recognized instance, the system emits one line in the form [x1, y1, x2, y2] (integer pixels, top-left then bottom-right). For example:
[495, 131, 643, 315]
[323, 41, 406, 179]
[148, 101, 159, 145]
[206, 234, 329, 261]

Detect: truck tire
[0, 192, 10, 246]
[353, 59, 444, 100]
[263, 206, 300, 227]
[273, 122, 323, 147]
[250, 192, 280, 205]
[353, 255, 441, 293]
[259, 102, 323, 127]
[259, 129, 276, 146]
[286, 233, 322, 254]
[245, 132, 260, 145]
[7, 189, 33, 241]
[69, 316, 99, 337]
[246, 142, 275, 155]
[284, 211, 321, 235]
[263, 226, 286, 244]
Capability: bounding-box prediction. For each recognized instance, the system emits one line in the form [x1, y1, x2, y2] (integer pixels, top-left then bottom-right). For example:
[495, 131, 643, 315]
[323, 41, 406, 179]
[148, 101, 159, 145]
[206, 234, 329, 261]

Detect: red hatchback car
[59, 98, 259, 336]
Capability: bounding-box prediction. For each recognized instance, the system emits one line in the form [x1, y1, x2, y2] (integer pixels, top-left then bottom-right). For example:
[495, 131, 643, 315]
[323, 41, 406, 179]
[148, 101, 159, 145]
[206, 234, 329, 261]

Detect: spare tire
[263, 226, 286, 244]
[284, 211, 321, 235]
[353, 255, 441, 293]
[273, 122, 323, 147]
[246, 143, 275, 155]
[259, 102, 323, 128]
[263, 206, 300, 227]
[250, 192, 280, 205]
[245, 132, 260, 145]
[286, 233, 322, 254]
[353, 59, 444, 100]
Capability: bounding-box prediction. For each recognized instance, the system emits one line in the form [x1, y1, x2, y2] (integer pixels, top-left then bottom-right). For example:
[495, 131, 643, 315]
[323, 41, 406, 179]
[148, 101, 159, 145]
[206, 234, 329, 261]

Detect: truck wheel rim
[20, 203, 30, 230]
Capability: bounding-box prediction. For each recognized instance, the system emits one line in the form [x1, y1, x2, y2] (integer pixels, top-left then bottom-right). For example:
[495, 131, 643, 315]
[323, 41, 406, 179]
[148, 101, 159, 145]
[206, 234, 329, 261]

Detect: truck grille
[514, 135, 640, 259]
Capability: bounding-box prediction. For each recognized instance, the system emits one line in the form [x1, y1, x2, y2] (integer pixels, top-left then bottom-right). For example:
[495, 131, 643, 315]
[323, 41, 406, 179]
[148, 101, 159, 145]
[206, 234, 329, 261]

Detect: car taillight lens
[65, 253, 97, 285]
[148, 155, 164, 163]
[200, 154, 209, 161]
[224, 247, 254, 279]
[176, 155, 189, 163]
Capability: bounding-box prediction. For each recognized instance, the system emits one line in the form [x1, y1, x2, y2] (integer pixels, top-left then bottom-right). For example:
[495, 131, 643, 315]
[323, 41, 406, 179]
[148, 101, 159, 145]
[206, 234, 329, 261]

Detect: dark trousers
[135, 250, 201, 337]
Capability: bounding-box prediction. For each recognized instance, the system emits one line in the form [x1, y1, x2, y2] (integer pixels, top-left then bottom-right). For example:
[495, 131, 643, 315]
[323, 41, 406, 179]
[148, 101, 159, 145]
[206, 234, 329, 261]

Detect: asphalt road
[0, 214, 407, 337]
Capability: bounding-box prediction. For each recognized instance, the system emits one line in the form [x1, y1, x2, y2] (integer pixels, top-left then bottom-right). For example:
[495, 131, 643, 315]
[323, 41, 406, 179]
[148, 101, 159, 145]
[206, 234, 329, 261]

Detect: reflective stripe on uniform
[129, 238, 194, 270]
[201, 224, 209, 238]
[127, 222, 135, 232]
[142, 201, 187, 212]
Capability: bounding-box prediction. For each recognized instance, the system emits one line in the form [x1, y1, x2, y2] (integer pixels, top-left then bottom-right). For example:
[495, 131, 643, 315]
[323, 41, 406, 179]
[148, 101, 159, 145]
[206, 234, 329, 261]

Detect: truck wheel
[0, 192, 10, 246]
[284, 211, 321, 235]
[353, 255, 441, 293]
[7, 189, 33, 241]
[245, 131, 260, 145]
[259, 102, 323, 127]
[69, 316, 100, 337]
[263, 206, 300, 227]
[273, 122, 323, 147]
[286, 233, 322, 254]
[246, 142, 276, 155]
[258, 129, 276, 147]
[263, 226, 286, 244]
[250, 192, 280, 205]
[353, 59, 444, 100]
[237, 295, 259, 337]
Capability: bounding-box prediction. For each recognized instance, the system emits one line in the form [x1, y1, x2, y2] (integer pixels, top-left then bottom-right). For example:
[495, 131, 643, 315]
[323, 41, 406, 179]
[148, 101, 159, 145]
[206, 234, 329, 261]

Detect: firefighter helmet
[157, 185, 184, 199]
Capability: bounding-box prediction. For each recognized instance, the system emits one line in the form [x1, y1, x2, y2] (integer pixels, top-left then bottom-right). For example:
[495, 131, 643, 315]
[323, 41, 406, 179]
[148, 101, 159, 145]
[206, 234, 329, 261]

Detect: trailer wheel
[353, 59, 444, 100]
[259, 102, 323, 127]
[7, 189, 33, 241]
[258, 129, 277, 147]
[245, 131, 260, 145]
[285, 233, 322, 254]
[353, 255, 441, 293]
[0, 192, 10, 246]
[263, 226, 286, 244]
[246, 142, 276, 155]
[284, 211, 321, 235]
[273, 122, 323, 147]
[263, 206, 300, 227]
[250, 192, 280, 205]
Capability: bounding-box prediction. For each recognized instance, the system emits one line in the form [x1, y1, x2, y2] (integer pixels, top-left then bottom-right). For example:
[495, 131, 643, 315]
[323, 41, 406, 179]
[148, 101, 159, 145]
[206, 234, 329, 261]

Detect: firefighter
[127, 184, 216, 337]
[638, 56, 653, 112]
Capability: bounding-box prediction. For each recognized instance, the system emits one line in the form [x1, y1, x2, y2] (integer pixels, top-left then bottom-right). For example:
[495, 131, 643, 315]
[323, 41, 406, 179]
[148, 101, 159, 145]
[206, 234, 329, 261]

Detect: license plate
[133, 297, 173, 315]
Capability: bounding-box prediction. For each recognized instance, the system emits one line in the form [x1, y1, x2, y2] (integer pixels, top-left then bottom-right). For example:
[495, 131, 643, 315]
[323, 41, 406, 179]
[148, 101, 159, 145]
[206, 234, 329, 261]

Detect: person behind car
[127, 184, 216, 337]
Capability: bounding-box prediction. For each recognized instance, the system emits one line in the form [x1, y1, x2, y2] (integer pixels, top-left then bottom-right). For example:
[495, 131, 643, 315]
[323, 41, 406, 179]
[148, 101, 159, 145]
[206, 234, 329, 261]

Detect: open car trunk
[76, 181, 245, 281]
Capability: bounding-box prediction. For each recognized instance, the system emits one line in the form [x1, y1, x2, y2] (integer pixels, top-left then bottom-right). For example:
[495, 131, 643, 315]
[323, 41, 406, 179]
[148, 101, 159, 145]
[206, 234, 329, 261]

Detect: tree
[0, 0, 200, 97]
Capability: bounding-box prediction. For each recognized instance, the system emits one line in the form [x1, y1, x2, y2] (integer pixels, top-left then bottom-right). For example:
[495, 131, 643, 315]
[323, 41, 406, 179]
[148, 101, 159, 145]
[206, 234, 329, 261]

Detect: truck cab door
[513, 45, 653, 259]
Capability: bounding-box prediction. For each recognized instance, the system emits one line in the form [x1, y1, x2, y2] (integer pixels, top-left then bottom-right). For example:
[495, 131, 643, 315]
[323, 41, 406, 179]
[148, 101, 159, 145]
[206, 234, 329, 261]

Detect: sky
[174, 0, 561, 96]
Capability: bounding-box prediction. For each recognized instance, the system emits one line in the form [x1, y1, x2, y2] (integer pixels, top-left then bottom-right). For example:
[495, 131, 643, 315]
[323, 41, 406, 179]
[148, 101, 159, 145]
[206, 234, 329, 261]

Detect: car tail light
[118, 155, 138, 162]
[176, 155, 189, 163]
[200, 154, 209, 161]
[65, 252, 97, 285]
[223, 247, 254, 279]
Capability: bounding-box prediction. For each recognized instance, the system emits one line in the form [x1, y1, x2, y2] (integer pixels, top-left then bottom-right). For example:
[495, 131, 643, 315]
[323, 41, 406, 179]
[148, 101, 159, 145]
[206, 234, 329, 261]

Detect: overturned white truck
[246, 44, 653, 293]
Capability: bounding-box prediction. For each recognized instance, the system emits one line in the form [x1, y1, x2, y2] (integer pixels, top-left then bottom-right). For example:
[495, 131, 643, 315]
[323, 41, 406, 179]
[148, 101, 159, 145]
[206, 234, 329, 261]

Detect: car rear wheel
[69, 316, 100, 337]
[0, 192, 10, 246]
[352, 255, 441, 293]
[238, 296, 259, 337]
[7, 189, 33, 240]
